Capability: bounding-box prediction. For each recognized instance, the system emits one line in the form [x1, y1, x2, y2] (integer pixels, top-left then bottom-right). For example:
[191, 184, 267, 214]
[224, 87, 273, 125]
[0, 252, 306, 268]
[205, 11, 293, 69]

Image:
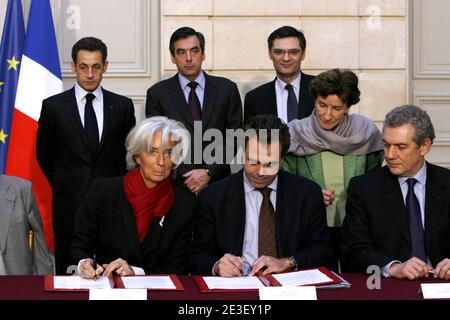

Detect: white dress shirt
[178, 71, 205, 110]
[274, 74, 301, 123]
[382, 163, 428, 277]
[74, 83, 104, 141]
[242, 172, 278, 265]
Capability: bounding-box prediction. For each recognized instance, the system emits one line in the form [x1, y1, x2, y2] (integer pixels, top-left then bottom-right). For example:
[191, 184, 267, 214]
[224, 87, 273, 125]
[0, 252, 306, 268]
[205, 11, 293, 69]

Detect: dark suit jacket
[145, 72, 242, 184]
[244, 72, 315, 124]
[189, 170, 334, 275]
[341, 163, 450, 272]
[36, 87, 135, 272]
[70, 177, 194, 274]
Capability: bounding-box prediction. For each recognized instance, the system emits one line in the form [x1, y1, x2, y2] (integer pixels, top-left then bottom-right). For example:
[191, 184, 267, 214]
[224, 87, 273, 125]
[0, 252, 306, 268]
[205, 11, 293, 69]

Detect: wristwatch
[288, 256, 298, 271]
[205, 168, 212, 177]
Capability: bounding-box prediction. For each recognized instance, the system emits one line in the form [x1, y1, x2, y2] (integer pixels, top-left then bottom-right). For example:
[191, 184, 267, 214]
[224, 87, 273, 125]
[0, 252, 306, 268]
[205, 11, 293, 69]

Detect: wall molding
[55, 0, 151, 77]
[414, 95, 450, 145]
[413, 0, 450, 78]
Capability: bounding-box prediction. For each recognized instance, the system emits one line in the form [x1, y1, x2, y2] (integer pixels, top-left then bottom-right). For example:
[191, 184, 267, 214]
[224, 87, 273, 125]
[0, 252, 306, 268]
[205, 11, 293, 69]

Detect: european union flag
[0, 0, 25, 173]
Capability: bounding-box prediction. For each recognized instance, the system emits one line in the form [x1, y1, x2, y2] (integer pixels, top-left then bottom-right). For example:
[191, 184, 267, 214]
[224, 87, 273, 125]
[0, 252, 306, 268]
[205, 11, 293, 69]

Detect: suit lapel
[381, 170, 410, 244]
[168, 75, 194, 129]
[299, 72, 309, 107]
[299, 72, 314, 119]
[62, 88, 96, 154]
[263, 79, 278, 115]
[98, 89, 114, 152]
[275, 172, 296, 257]
[202, 73, 218, 127]
[225, 172, 246, 255]
[0, 186, 15, 254]
[424, 163, 446, 253]
[62, 88, 87, 144]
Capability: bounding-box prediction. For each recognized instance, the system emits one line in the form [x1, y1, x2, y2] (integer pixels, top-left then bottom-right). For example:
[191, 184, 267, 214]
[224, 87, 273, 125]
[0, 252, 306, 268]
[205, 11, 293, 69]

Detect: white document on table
[53, 276, 113, 289]
[421, 283, 450, 299]
[203, 276, 266, 290]
[259, 286, 317, 300]
[121, 276, 176, 289]
[89, 288, 147, 300]
[271, 269, 333, 287]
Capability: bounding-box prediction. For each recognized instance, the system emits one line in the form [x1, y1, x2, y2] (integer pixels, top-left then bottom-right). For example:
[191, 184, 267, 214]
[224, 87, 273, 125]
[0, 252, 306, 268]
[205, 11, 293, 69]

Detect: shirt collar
[178, 71, 206, 90]
[398, 162, 427, 187]
[243, 170, 278, 194]
[75, 83, 103, 102]
[275, 73, 301, 92]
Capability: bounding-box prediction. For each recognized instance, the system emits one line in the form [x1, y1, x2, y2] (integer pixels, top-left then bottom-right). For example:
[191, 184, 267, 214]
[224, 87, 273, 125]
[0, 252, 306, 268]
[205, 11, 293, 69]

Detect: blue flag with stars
[0, 0, 25, 173]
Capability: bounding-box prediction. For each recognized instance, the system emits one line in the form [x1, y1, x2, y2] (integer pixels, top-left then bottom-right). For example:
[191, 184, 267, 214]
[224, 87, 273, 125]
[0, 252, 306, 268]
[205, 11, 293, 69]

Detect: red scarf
[124, 169, 174, 243]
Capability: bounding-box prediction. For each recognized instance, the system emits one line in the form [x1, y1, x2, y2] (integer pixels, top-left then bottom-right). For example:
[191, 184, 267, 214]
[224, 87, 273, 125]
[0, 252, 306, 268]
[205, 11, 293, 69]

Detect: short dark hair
[244, 115, 291, 158]
[267, 26, 306, 51]
[309, 69, 360, 107]
[169, 27, 205, 55]
[71, 37, 107, 63]
[383, 105, 435, 145]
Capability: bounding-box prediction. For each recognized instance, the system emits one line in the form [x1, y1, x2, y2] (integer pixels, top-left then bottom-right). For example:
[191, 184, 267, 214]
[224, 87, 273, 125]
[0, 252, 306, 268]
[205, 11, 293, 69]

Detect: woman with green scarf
[283, 69, 384, 271]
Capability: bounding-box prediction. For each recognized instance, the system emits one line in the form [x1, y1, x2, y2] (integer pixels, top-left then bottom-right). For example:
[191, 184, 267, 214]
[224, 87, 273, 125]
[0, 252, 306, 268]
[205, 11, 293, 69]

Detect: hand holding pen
[79, 255, 104, 280]
[92, 253, 97, 281]
[214, 253, 247, 277]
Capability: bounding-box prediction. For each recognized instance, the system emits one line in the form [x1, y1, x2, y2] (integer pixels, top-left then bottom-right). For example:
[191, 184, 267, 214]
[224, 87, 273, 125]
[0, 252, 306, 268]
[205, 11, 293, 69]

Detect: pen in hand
[92, 253, 97, 281]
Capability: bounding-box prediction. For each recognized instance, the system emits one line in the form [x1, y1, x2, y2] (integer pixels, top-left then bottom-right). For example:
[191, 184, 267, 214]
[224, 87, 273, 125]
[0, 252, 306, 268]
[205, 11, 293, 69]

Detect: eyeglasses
[272, 48, 302, 57]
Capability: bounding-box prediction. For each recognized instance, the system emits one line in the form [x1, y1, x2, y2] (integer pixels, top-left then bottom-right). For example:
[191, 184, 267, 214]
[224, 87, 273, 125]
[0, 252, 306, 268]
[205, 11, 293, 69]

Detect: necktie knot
[85, 93, 95, 103]
[187, 81, 201, 121]
[285, 83, 294, 92]
[407, 178, 417, 189]
[188, 81, 198, 90]
[257, 187, 272, 199]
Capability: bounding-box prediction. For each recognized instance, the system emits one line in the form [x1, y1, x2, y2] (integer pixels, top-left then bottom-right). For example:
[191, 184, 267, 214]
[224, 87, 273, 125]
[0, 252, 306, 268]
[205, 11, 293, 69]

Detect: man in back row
[145, 26, 242, 196]
[244, 26, 315, 124]
[342, 105, 450, 280]
[37, 37, 136, 274]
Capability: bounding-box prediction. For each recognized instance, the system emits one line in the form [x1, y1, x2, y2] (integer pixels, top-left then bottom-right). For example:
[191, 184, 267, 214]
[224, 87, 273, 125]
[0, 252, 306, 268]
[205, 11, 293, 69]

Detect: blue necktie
[285, 83, 298, 122]
[187, 82, 202, 121]
[84, 93, 99, 151]
[406, 178, 426, 262]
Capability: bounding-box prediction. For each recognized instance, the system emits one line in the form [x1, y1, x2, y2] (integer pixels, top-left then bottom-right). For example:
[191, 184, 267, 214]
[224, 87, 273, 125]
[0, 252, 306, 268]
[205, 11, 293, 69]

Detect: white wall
[1, 0, 448, 166]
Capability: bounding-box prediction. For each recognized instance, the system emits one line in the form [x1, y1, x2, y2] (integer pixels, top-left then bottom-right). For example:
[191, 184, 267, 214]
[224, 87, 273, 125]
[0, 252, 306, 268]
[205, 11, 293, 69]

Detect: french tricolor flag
[6, 0, 63, 251]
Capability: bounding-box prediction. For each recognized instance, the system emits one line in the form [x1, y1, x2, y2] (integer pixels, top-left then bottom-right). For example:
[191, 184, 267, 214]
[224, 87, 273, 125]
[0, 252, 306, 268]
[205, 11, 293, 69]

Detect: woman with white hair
[71, 116, 192, 278]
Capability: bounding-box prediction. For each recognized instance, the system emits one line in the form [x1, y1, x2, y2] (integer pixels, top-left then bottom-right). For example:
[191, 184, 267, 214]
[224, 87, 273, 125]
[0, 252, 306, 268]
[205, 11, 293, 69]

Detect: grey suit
[0, 175, 54, 275]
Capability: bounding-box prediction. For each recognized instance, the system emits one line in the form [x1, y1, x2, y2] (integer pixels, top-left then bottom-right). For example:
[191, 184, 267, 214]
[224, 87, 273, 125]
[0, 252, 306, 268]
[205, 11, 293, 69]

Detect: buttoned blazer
[341, 163, 450, 272]
[189, 169, 334, 275]
[145, 73, 242, 183]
